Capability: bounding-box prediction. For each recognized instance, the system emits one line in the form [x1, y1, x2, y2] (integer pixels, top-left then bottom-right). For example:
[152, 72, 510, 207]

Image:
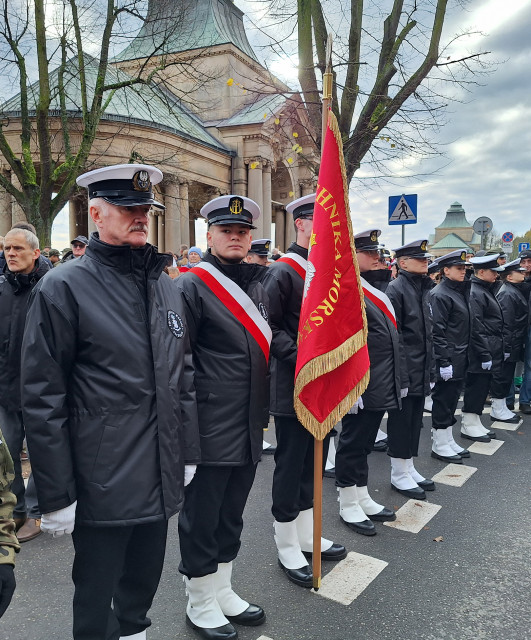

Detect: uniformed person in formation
[176, 196, 269, 639]
[262, 194, 346, 589]
[0, 428, 19, 618]
[246, 238, 271, 266]
[335, 230, 398, 536]
[460, 254, 505, 441]
[21, 164, 199, 640]
[386, 239, 435, 499]
[430, 250, 472, 463]
[490, 258, 528, 422]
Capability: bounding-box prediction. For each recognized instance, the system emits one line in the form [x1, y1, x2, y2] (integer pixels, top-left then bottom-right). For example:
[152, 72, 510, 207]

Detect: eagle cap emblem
[461, 251, 466, 260]
[265, 241, 271, 250]
[229, 196, 244, 216]
[421, 240, 427, 251]
[132, 170, 151, 192]
[370, 231, 378, 242]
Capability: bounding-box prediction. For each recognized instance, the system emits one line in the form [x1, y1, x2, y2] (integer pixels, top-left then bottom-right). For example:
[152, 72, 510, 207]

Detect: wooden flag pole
[312, 34, 334, 592]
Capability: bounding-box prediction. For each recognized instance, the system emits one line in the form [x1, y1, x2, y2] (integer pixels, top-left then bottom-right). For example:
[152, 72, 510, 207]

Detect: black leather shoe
[340, 516, 376, 536]
[486, 430, 496, 438]
[519, 403, 531, 414]
[391, 484, 426, 500]
[372, 440, 388, 452]
[323, 467, 336, 478]
[457, 449, 470, 458]
[278, 559, 313, 588]
[490, 415, 520, 424]
[460, 432, 490, 443]
[507, 403, 515, 411]
[431, 451, 463, 464]
[262, 444, 276, 455]
[368, 508, 396, 522]
[303, 543, 347, 561]
[227, 604, 265, 627]
[417, 478, 436, 490]
[186, 616, 237, 639]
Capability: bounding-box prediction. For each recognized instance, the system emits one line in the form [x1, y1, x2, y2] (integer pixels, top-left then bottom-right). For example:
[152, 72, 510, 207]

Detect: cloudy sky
[50, 0, 530, 250]
[235, 0, 531, 250]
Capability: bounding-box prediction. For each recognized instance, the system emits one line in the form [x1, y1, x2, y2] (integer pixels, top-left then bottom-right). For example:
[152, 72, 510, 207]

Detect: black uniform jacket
[467, 275, 504, 374]
[0, 257, 50, 412]
[386, 270, 433, 397]
[176, 251, 270, 466]
[430, 276, 471, 380]
[261, 242, 307, 417]
[360, 270, 402, 411]
[496, 281, 528, 362]
[21, 234, 199, 526]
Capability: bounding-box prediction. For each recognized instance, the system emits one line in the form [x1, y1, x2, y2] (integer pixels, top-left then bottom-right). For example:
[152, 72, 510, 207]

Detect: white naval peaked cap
[393, 238, 432, 259]
[469, 254, 504, 271]
[76, 163, 165, 209]
[286, 193, 315, 219]
[201, 195, 260, 228]
[249, 238, 272, 255]
[354, 229, 381, 251]
[436, 249, 468, 268]
[503, 258, 526, 272]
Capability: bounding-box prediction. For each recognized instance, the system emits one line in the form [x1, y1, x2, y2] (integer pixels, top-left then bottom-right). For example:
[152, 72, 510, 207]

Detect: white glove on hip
[347, 397, 364, 415]
[504, 353, 510, 361]
[400, 388, 408, 399]
[429, 382, 435, 390]
[440, 365, 453, 381]
[184, 464, 197, 487]
[41, 501, 77, 537]
[481, 361, 492, 371]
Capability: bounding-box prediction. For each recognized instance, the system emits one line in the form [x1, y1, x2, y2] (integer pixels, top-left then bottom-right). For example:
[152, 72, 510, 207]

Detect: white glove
[347, 397, 364, 414]
[184, 464, 197, 486]
[504, 353, 510, 361]
[440, 365, 453, 381]
[481, 361, 492, 371]
[400, 388, 408, 399]
[41, 501, 77, 537]
[429, 382, 435, 390]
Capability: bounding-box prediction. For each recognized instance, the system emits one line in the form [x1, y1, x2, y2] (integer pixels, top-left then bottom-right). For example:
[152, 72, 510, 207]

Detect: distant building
[429, 202, 481, 257]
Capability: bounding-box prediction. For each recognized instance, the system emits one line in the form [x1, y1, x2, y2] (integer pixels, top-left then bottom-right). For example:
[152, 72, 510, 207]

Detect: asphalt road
[3, 409, 530, 640]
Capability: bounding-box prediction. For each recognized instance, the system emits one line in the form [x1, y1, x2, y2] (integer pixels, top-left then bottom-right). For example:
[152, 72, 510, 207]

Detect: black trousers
[271, 416, 330, 522]
[490, 361, 517, 399]
[72, 520, 168, 640]
[178, 461, 257, 578]
[462, 371, 492, 414]
[387, 395, 424, 459]
[335, 410, 384, 487]
[431, 379, 463, 429]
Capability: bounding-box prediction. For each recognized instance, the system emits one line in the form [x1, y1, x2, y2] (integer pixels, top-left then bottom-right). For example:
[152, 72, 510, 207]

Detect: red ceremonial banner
[294, 110, 369, 439]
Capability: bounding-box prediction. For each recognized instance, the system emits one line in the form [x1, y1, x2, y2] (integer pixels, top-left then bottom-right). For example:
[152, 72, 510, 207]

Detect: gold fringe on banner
[293, 110, 370, 440]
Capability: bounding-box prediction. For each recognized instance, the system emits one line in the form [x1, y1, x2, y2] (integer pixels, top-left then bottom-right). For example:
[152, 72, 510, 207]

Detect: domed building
[429, 202, 481, 257]
[0, 0, 318, 251]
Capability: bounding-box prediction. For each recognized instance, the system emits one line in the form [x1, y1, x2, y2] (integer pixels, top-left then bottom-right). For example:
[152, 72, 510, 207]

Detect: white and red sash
[191, 262, 272, 361]
[275, 252, 307, 280]
[361, 277, 397, 329]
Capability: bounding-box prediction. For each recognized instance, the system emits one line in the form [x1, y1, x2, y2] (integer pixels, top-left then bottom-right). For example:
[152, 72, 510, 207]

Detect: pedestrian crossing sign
[388, 194, 417, 225]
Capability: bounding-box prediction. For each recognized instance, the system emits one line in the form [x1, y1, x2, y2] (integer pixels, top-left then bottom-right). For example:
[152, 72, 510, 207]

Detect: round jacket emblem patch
[258, 302, 268, 323]
[167, 310, 184, 338]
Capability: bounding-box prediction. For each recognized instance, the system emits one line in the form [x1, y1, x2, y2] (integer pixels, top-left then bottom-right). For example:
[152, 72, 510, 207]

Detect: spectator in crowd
[186, 246, 202, 268]
[48, 249, 61, 266]
[62, 235, 88, 262]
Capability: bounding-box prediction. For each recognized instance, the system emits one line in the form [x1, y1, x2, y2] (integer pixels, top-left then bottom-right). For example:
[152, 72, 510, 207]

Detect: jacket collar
[397, 268, 431, 290]
[85, 232, 169, 278]
[202, 250, 265, 293]
[470, 274, 497, 292]
[3, 256, 50, 294]
[287, 242, 308, 260]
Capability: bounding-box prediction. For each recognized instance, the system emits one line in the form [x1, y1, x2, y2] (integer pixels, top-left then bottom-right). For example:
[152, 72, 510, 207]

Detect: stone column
[247, 159, 264, 237]
[274, 207, 285, 252]
[179, 181, 190, 247]
[157, 213, 165, 252]
[261, 162, 272, 241]
[232, 152, 247, 197]
[69, 200, 78, 239]
[285, 209, 295, 246]
[0, 171, 12, 235]
[164, 180, 181, 254]
[148, 211, 158, 246]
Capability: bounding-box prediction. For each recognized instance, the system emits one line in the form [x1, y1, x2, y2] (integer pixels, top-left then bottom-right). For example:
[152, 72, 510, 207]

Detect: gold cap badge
[132, 170, 151, 192]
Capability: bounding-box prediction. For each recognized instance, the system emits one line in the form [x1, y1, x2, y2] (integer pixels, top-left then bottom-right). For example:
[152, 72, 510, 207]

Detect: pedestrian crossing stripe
[313, 552, 388, 605]
[490, 419, 522, 431]
[431, 463, 477, 487]
[384, 499, 442, 533]
[467, 440, 504, 455]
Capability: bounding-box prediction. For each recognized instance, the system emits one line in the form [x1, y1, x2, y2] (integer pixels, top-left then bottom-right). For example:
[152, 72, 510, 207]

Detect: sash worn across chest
[361, 277, 397, 329]
[190, 262, 272, 361]
[275, 253, 307, 280]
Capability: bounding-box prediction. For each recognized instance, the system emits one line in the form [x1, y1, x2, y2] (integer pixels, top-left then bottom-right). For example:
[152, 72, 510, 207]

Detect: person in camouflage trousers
[0, 427, 19, 618]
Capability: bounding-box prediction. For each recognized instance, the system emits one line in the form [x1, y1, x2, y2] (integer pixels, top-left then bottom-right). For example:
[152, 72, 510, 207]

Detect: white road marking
[490, 420, 522, 431]
[256, 636, 275, 640]
[423, 412, 432, 417]
[383, 499, 442, 533]
[313, 551, 388, 605]
[468, 440, 505, 455]
[431, 463, 477, 487]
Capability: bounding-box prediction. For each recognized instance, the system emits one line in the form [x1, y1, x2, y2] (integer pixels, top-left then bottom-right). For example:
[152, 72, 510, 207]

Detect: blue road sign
[388, 194, 417, 225]
[502, 231, 514, 243]
[519, 242, 530, 252]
